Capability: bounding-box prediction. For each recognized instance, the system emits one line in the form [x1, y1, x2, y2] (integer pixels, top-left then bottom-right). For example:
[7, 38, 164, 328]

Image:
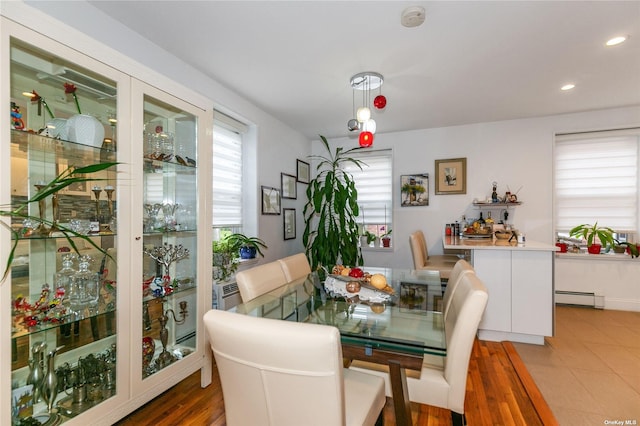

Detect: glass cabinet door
[8, 37, 121, 424]
[139, 93, 199, 380]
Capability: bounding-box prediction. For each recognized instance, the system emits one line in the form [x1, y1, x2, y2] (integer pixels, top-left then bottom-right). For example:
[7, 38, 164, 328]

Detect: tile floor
[513, 305, 640, 426]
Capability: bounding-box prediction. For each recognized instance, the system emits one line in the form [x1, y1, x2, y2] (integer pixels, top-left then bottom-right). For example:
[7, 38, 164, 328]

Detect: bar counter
[443, 235, 558, 251]
[443, 234, 557, 345]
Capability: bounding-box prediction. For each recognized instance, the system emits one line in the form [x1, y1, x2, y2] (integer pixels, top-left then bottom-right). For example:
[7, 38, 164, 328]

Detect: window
[554, 129, 639, 241]
[212, 112, 247, 239]
[343, 149, 393, 243]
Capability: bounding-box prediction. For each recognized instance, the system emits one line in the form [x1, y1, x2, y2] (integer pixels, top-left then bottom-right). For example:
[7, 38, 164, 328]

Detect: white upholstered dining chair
[278, 253, 311, 282]
[350, 272, 488, 426]
[235, 261, 288, 302]
[442, 259, 475, 319]
[203, 309, 386, 426]
[410, 230, 460, 280]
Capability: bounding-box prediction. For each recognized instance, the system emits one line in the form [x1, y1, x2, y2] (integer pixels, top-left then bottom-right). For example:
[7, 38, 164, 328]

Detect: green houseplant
[569, 222, 615, 255]
[613, 239, 639, 258]
[1, 163, 118, 281]
[381, 228, 392, 248]
[363, 230, 377, 246]
[303, 135, 365, 273]
[226, 233, 268, 259]
[212, 236, 236, 282]
[212, 233, 268, 281]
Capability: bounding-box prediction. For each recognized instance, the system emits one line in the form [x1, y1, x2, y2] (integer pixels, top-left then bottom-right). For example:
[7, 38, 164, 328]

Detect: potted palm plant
[303, 135, 365, 273]
[569, 222, 615, 254]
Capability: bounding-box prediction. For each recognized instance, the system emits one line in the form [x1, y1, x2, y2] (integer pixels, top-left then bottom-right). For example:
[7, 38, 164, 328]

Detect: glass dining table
[231, 267, 446, 426]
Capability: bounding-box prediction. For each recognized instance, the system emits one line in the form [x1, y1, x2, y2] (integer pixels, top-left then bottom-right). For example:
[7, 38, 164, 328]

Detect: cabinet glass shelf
[12, 306, 116, 340]
[142, 277, 196, 303]
[11, 130, 112, 161]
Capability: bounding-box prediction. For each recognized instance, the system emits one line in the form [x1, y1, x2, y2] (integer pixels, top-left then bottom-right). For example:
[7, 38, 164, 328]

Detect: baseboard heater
[555, 291, 604, 309]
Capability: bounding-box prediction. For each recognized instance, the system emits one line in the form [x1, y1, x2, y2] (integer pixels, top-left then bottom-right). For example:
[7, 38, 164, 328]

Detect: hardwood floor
[116, 339, 557, 425]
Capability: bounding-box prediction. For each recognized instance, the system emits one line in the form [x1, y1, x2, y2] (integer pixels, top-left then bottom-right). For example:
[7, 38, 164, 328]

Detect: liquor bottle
[485, 211, 495, 225]
[478, 212, 485, 225]
[460, 215, 467, 235]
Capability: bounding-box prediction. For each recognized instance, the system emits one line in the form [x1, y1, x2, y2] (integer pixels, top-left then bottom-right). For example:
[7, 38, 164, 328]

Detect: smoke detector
[401, 6, 426, 28]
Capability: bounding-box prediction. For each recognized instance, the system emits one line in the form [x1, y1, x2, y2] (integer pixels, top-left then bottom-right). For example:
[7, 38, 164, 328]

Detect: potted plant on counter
[569, 222, 615, 254]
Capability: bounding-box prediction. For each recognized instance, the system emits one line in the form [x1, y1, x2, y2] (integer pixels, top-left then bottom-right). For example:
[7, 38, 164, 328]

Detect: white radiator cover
[555, 291, 604, 309]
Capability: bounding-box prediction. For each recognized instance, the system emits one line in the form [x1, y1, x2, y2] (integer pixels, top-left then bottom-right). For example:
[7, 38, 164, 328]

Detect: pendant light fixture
[348, 71, 386, 147]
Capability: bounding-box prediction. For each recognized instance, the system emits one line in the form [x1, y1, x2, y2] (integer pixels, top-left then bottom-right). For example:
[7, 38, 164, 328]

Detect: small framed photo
[435, 158, 467, 195]
[296, 159, 310, 184]
[401, 174, 429, 207]
[283, 208, 296, 240]
[261, 185, 281, 215]
[281, 173, 297, 199]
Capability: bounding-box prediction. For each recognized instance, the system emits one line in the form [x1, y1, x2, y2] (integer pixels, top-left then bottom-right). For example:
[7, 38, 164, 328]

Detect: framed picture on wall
[281, 173, 297, 199]
[296, 159, 310, 184]
[261, 185, 281, 215]
[435, 158, 467, 195]
[283, 208, 296, 240]
[401, 174, 429, 206]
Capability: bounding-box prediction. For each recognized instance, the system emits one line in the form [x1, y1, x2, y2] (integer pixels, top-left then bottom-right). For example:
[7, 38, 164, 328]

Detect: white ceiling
[87, 1, 640, 140]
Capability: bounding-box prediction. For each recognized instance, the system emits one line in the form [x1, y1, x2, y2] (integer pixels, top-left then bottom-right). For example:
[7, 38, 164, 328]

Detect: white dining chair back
[235, 261, 288, 302]
[442, 259, 475, 320]
[409, 230, 460, 280]
[438, 273, 488, 421]
[203, 309, 386, 426]
[278, 253, 311, 282]
[349, 272, 488, 426]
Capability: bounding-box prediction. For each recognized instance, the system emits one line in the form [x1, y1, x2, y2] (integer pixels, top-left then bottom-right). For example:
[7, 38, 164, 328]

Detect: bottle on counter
[485, 211, 494, 224]
[460, 215, 467, 235]
[478, 212, 485, 225]
[485, 211, 494, 232]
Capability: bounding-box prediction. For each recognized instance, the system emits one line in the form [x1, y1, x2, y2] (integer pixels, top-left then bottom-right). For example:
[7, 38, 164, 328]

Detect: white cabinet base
[478, 330, 545, 345]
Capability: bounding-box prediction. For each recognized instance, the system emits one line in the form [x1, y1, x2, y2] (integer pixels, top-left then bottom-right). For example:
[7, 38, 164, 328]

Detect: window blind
[212, 123, 243, 227]
[555, 132, 639, 233]
[343, 149, 393, 225]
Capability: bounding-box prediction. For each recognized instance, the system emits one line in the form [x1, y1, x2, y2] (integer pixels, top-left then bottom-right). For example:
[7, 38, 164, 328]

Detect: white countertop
[443, 235, 558, 252]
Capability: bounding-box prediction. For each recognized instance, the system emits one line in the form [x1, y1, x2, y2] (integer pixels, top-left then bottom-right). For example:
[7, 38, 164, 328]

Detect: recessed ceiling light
[561, 84, 575, 91]
[606, 36, 627, 46]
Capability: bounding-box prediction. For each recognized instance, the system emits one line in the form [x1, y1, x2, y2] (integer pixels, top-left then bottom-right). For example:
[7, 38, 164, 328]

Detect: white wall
[5, 0, 311, 263]
[6, 1, 640, 278]
[322, 106, 640, 269]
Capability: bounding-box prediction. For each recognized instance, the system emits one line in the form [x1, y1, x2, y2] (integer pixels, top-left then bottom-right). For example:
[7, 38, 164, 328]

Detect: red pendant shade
[373, 95, 387, 109]
[359, 131, 373, 147]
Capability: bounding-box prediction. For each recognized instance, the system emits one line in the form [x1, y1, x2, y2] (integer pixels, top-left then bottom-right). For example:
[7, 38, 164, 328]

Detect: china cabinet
[2, 17, 212, 426]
